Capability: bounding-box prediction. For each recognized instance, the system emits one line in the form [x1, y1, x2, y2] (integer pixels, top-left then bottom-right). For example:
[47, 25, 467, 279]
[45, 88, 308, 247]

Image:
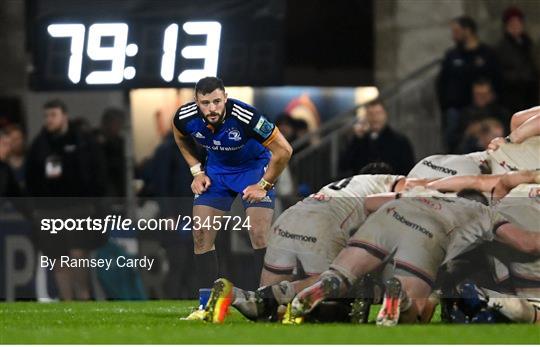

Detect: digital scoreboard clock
[28, 0, 373, 90]
[29, 0, 286, 90]
[45, 21, 222, 85]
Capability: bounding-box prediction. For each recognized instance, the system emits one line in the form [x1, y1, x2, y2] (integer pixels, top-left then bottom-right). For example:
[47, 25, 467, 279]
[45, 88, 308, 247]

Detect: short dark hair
[472, 77, 493, 88]
[43, 99, 68, 113]
[359, 162, 394, 175]
[502, 6, 524, 24]
[453, 16, 477, 34]
[365, 98, 385, 109]
[195, 77, 225, 96]
[457, 188, 488, 206]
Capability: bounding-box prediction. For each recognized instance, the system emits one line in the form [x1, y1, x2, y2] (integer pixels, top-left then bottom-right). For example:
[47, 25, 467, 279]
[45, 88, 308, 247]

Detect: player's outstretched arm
[172, 120, 211, 194]
[510, 106, 540, 132]
[489, 113, 540, 150]
[426, 174, 502, 193]
[400, 177, 436, 191]
[508, 114, 540, 143]
[494, 222, 540, 255]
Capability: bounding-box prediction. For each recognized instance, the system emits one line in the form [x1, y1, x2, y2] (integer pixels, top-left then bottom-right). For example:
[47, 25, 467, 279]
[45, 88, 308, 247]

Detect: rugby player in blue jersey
[172, 77, 292, 315]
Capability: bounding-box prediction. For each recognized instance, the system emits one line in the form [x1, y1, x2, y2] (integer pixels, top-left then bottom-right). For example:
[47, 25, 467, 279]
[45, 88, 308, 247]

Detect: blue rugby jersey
[173, 98, 277, 175]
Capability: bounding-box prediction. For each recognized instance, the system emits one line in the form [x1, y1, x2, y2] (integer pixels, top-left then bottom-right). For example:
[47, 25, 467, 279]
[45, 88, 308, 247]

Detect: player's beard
[204, 110, 225, 124]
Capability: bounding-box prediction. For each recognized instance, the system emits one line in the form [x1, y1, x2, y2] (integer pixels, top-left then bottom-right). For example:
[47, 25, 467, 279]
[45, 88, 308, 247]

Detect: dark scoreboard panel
[27, 0, 373, 90]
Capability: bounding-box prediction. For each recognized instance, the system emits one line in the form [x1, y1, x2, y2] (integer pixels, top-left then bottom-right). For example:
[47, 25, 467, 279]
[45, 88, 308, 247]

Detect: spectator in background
[459, 118, 505, 154]
[292, 117, 309, 154]
[275, 114, 310, 154]
[4, 124, 26, 189]
[437, 16, 501, 153]
[141, 131, 203, 298]
[96, 108, 126, 196]
[145, 131, 202, 199]
[71, 117, 93, 135]
[26, 99, 107, 300]
[496, 6, 539, 114]
[273, 114, 297, 210]
[461, 78, 510, 135]
[0, 130, 21, 197]
[339, 99, 415, 177]
[275, 114, 298, 143]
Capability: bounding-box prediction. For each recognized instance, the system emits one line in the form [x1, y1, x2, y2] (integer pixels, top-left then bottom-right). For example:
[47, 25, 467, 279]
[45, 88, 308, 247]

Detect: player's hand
[242, 184, 267, 203]
[191, 173, 211, 195]
[487, 137, 505, 151]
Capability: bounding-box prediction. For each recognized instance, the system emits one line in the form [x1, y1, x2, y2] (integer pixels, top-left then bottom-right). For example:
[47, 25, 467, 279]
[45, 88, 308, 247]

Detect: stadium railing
[289, 58, 443, 191]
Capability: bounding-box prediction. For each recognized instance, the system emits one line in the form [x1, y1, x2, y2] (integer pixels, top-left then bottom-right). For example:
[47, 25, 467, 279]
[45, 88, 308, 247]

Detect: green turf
[1, 300, 539, 344]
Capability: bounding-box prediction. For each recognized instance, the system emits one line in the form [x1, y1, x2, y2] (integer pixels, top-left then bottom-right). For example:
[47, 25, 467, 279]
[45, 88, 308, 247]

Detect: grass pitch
[1, 300, 539, 344]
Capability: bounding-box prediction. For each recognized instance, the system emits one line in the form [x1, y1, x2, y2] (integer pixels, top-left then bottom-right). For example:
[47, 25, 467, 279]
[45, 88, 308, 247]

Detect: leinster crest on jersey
[227, 128, 242, 141]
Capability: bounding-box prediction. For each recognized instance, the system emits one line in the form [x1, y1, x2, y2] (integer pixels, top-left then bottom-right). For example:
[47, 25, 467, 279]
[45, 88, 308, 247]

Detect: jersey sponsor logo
[386, 207, 433, 239]
[202, 144, 244, 151]
[413, 197, 442, 210]
[194, 132, 205, 139]
[273, 226, 317, 243]
[227, 129, 242, 141]
[254, 116, 274, 138]
[421, 160, 457, 175]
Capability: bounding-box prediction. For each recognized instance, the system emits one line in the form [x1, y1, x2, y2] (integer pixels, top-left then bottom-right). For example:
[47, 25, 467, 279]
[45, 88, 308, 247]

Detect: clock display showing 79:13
[31, 18, 283, 90]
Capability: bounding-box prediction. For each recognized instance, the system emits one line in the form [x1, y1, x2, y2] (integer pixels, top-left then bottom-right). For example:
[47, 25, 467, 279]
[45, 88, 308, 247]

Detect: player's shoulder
[228, 98, 259, 125]
[229, 98, 257, 113]
[176, 101, 199, 118]
[173, 102, 201, 131]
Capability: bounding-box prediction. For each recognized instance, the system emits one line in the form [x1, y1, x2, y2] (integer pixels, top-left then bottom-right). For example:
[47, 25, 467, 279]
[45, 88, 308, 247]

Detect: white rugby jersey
[494, 183, 540, 231]
[488, 137, 540, 174]
[407, 151, 489, 178]
[293, 174, 402, 232]
[395, 187, 500, 264]
[494, 184, 540, 281]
